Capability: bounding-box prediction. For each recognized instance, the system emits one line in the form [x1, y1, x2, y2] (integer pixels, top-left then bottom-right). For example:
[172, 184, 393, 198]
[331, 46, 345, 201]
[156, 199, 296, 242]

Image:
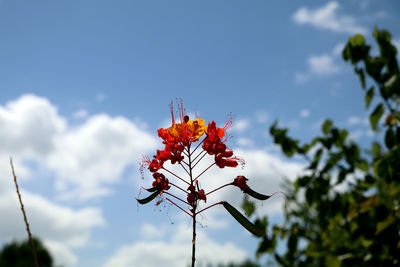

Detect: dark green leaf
[245, 188, 271, 200]
[385, 128, 396, 149]
[365, 86, 374, 108]
[223, 202, 265, 236]
[136, 190, 160, 204]
[369, 103, 384, 130]
[322, 119, 333, 134]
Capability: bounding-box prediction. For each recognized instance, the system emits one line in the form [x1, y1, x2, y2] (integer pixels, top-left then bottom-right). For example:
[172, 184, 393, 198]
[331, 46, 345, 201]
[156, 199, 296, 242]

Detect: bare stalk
[10, 157, 39, 267]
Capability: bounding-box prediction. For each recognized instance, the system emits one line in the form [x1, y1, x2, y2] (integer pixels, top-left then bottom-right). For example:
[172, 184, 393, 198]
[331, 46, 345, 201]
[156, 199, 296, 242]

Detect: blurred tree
[0, 237, 53, 267]
[243, 28, 400, 266]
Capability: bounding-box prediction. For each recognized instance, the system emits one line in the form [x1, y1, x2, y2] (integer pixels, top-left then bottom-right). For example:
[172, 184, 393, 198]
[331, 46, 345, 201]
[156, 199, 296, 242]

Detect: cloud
[231, 118, 251, 133]
[47, 114, 157, 202]
[103, 223, 247, 267]
[300, 109, 310, 118]
[293, 1, 367, 34]
[308, 54, 339, 75]
[0, 94, 66, 157]
[295, 43, 344, 83]
[347, 115, 368, 126]
[72, 109, 88, 119]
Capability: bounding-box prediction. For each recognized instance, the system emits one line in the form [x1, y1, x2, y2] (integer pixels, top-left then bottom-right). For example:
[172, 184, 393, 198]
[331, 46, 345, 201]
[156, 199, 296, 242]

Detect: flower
[233, 175, 249, 191]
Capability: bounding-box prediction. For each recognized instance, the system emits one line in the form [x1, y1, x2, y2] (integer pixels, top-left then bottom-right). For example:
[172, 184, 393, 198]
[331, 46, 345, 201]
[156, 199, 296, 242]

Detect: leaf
[241, 196, 256, 217]
[322, 119, 333, 134]
[245, 188, 271, 200]
[222, 202, 265, 236]
[384, 128, 396, 149]
[136, 190, 160, 204]
[365, 86, 374, 108]
[376, 214, 395, 234]
[355, 67, 366, 89]
[369, 103, 384, 130]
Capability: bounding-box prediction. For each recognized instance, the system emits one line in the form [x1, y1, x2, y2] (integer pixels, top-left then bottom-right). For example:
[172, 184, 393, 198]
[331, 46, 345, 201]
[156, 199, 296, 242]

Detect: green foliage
[0, 237, 53, 267]
[247, 28, 400, 266]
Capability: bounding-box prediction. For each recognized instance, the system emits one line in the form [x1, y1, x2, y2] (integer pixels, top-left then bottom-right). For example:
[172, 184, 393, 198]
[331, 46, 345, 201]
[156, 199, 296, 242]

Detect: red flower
[197, 190, 207, 202]
[152, 172, 170, 191]
[233, 175, 249, 191]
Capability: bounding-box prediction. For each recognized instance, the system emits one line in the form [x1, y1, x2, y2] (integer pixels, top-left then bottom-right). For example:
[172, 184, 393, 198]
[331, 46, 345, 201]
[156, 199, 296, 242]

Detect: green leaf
[355, 67, 366, 89]
[136, 190, 160, 204]
[376, 214, 395, 234]
[245, 188, 271, 200]
[357, 160, 369, 172]
[384, 128, 396, 149]
[365, 86, 374, 108]
[372, 142, 381, 157]
[322, 119, 333, 134]
[241, 196, 256, 217]
[369, 103, 384, 130]
[223, 202, 265, 236]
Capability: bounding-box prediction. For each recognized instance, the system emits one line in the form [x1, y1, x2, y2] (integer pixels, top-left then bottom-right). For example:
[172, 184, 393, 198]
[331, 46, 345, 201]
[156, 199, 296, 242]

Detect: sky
[0, 1, 399, 266]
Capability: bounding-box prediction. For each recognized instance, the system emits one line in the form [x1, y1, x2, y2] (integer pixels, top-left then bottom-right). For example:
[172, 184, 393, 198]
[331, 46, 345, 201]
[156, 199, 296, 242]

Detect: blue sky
[0, 1, 399, 266]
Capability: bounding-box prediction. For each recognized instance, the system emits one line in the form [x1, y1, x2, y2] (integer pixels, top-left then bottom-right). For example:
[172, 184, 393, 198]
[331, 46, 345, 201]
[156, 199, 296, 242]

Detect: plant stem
[192, 211, 196, 267]
[10, 158, 39, 267]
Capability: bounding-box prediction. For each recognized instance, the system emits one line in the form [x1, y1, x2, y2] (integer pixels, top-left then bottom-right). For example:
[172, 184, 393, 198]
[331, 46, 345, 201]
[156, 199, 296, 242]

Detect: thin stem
[182, 150, 190, 158]
[192, 212, 196, 267]
[162, 167, 190, 185]
[192, 149, 207, 166]
[190, 139, 204, 156]
[179, 162, 190, 177]
[10, 158, 39, 267]
[170, 182, 187, 193]
[206, 183, 232, 196]
[192, 150, 208, 169]
[193, 162, 216, 182]
[163, 191, 189, 205]
[195, 201, 224, 215]
[165, 198, 192, 217]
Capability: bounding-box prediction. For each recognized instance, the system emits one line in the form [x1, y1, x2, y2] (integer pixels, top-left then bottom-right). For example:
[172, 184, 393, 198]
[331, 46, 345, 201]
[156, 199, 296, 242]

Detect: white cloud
[140, 223, 167, 240]
[293, 1, 367, 34]
[47, 114, 157, 202]
[347, 115, 368, 126]
[0, 94, 157, 202]
[103, 223, 247, 267]
[43, 240, 78, 267]
[295, 42, 344, 83]
[308, 54, 339, 75]
[255, 110, 269, 124]
[300, 109, 310, 118]
[236, 137, 254, 147]
[231, 119, 251, 133]
[72, 109, 88, 119]
[0, 94, 66, 157]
